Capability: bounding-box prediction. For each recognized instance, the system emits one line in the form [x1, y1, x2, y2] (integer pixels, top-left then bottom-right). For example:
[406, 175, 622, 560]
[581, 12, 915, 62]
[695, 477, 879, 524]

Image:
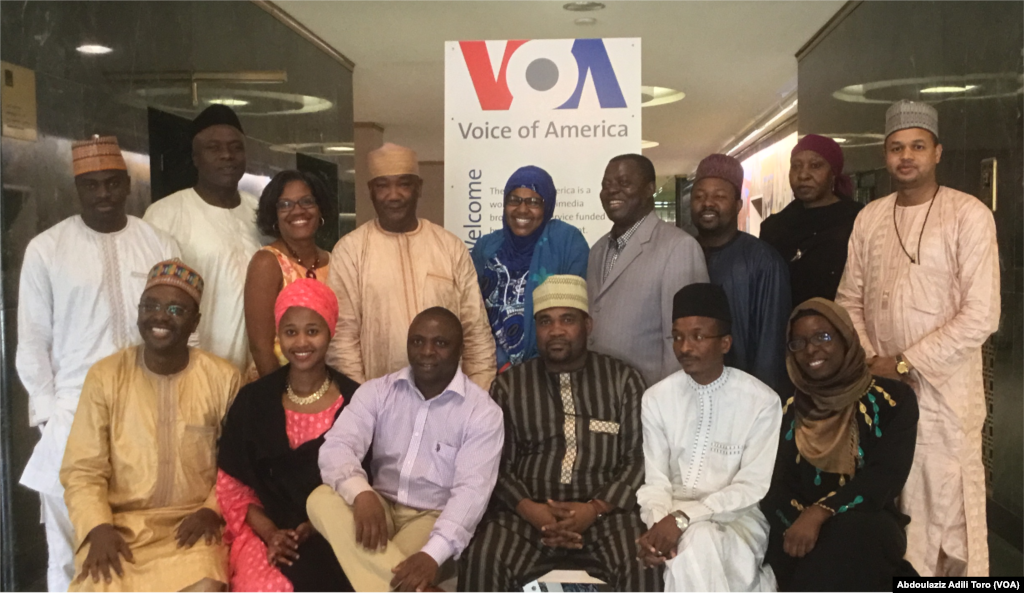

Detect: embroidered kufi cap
[72, 135, 127, 177]
[694, 154, 744, 198]
[533, 275, 589, 316]
[367, 142, 420, 180]
[885, 100, 938, 139]
[145, 259, 204, 306]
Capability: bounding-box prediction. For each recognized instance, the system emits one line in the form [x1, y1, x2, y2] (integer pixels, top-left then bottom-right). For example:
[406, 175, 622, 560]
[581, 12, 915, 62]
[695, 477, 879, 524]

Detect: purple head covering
[498, 166, 557, 272]
[792, 134, 854, 199]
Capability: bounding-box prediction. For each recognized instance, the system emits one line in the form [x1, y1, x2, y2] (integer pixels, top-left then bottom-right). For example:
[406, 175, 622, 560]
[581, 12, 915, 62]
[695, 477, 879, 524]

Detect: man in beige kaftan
[836, 101, 1000, 577]
[326, 143, 496, 390]
[61, 261, 241, 591]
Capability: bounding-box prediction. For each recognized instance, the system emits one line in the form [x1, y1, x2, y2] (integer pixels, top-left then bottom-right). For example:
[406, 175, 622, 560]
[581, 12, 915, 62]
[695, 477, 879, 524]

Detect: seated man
[460, 275, 662, 592]
[60, 260, 242, 592]
[308, 307, 504, 592]
[637, 283, 782, 592]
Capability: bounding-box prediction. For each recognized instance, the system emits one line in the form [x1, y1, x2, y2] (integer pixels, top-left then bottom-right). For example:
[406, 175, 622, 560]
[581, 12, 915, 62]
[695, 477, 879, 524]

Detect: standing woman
[471, 166, 589, 371]
[217, 279, 358, 592]
[246, 170, 335, 378]
[762, 298, 919, 591]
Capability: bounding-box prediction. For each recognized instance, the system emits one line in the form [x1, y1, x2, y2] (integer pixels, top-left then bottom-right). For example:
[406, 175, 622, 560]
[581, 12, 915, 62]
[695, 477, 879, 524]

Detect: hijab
[786, 297, 873, 476]
[497, 166, 557, 272]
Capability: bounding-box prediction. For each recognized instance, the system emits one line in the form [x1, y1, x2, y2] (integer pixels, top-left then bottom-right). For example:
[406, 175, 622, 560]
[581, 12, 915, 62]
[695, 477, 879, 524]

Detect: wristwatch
[896, 354, 911, 376]
[670, 510, 690, 532]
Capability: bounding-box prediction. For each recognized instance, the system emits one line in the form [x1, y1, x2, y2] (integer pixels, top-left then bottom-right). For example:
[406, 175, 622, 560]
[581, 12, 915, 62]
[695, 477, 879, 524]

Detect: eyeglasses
[506, 195, 544, 209]
[672, 333, 726, 343]
[138, 302, 190, 317]
[787, 332, 834, 352]
[277, 196, 318, 212]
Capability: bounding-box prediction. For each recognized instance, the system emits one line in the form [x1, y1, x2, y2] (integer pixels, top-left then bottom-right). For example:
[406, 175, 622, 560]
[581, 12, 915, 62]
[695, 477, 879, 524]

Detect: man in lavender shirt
[307, 307, 504, 592]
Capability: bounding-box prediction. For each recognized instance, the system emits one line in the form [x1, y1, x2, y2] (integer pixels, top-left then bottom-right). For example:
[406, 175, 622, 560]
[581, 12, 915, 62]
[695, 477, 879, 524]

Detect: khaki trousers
[307, 484, 440, 592]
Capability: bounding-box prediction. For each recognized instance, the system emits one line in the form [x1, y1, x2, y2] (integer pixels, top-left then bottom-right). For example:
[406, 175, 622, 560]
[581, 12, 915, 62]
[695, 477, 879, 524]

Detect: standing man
[17, 135, 179, 591]
[836, 100, 1000, 577]
[309, 307, 503, 592]
[588, 154, 708, 386]
[460, 275, 661, 592]
[327, 142, 496, 390]
[637, 283, 781, 592]
[61, 260, 241, 592]
[691, 153, 791, 396]
[760, 134, 864, 305]
[144, 104, 265, 372]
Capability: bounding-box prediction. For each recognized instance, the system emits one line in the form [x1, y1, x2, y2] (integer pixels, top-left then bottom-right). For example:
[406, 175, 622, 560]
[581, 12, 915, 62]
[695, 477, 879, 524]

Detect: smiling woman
[245, 170, 336, 378]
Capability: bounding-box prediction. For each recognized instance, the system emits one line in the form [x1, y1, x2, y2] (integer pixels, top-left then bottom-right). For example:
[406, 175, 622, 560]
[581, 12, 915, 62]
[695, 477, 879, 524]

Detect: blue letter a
[557, 39, 627, 109]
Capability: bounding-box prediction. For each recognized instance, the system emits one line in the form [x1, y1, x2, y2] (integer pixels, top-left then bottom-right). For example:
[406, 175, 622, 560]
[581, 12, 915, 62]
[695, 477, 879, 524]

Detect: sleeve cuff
[338, 476, 374, 506]
[420, 535, 454, 566]
[28, 394, 56, 427]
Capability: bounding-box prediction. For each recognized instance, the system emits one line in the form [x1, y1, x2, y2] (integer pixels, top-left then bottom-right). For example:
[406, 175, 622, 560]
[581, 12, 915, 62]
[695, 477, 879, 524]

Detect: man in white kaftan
[637, 283, 781, 592]
[144, 104, 265, 371]
[17, 136, 179, 591]
[836, 100, 1000, 577]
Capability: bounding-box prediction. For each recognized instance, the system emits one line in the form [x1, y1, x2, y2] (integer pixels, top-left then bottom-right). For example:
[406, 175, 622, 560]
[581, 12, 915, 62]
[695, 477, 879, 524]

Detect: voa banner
[445, 38, 641, 248]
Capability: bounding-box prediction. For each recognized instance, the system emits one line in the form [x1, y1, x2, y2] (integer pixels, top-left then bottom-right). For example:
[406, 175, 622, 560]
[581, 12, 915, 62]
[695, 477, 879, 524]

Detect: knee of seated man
[679, 521, 721, 548]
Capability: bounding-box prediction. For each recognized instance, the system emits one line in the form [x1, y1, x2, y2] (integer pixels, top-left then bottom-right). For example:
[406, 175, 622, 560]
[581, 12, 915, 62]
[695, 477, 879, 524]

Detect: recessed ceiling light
[76, 44, 113, 55]
[563, 2, 605, 11]
[208, 98, 249, 107]
[832, 137, 847, 144]
[641, 140, 659, 149]
[641, 86, 685, 108]
[574, 17, 597, 25]
[324, 145, 354, 153]
[920, 85, 978, 94]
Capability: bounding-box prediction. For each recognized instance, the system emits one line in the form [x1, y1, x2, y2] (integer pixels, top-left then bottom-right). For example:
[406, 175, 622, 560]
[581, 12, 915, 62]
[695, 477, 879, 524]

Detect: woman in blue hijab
[471, 166, 590, 371]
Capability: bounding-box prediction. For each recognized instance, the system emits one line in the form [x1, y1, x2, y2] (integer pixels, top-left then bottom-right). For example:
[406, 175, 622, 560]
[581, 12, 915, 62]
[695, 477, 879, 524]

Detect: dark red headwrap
[792, 134, 853, 199]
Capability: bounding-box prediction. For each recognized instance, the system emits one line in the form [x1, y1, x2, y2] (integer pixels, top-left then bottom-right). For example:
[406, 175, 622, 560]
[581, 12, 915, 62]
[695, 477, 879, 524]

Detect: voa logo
[460, 39, 627, 111]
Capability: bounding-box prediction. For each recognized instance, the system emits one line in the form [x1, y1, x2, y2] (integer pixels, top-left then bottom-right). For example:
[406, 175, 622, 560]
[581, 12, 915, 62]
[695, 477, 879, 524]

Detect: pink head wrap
[791, 134, 854, 199]
[274, 279, 339, 337]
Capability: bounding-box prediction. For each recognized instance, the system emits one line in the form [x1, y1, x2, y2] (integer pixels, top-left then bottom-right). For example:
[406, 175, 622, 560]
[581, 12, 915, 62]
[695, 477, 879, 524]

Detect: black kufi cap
[191, 104, 244, 139]
[672, 283, 732, 323]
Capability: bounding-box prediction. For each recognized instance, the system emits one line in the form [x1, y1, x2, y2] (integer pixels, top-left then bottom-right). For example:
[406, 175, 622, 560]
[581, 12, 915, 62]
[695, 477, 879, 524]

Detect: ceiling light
[832, 137, 847, 144]
[563, 2, 605, 11]
[641, 86, 685, 108]
[77, 44, 113, 55]
[269, 142, 355, 155]
[920, 85, 978, 94]
[324, 144, 354, 153]
[641, 140, 659, 149]
[208, 98, 249, 107]
[574, 17, 597, 25]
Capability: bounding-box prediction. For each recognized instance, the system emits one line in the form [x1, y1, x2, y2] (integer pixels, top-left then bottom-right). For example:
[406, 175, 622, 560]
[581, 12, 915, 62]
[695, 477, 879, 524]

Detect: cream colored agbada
[60, 346, 241, 592]
[326, 218, 496, 390]
[836, 187, 1000, 577]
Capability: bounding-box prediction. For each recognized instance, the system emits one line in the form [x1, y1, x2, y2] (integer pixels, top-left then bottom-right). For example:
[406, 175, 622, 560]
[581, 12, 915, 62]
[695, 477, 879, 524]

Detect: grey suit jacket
[587, 214, 709, 386]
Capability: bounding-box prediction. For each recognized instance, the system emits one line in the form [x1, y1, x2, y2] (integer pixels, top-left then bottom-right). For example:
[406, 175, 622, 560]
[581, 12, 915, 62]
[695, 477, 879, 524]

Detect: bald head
[407, 307, 464, 397]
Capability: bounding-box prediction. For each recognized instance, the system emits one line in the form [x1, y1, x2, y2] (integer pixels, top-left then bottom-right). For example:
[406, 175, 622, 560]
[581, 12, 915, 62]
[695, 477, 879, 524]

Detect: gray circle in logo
[525, 58, 559, 92]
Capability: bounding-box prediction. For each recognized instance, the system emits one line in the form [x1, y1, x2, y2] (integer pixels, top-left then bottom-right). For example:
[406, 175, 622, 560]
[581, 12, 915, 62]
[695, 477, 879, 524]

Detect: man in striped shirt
[459, 275, 661, 591]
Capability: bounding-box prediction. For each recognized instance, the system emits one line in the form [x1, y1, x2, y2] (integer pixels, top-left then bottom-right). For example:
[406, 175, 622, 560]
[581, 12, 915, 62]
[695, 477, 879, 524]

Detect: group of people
[15, 96, 999, 592]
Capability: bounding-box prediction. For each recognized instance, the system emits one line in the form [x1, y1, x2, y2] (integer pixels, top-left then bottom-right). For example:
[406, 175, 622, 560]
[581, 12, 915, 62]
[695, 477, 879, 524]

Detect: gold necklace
[286, 376, 331, 405]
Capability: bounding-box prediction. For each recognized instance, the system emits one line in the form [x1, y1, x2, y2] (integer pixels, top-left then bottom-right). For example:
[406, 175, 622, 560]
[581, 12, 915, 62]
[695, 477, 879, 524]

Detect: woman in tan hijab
[762, 298, 920, 591]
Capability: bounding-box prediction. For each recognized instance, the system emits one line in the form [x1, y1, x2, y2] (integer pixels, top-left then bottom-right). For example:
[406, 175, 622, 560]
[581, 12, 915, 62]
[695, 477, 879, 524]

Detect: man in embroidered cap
[460, 275, 661, 592]
[761, 135, 864, 304]
[588, 154, 708, 387]
[61, 259, 241, 592]
[144, 104, 266, 372]
[836, 100, 1000, 576]
[326, 142, 497, 390]
[637, 282, 781, 591]
[16, 135, 180, 591]
[692, 153, 792, 398]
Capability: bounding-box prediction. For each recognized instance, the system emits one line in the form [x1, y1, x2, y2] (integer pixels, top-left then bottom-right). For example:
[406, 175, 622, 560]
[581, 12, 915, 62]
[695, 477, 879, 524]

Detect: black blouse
[217, 365, 361, 530]
[762, 376, 919, 530]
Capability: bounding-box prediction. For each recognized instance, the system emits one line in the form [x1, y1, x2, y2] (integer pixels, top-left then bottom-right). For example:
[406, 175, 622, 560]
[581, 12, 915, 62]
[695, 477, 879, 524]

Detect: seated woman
[245, 170, 334, 378]
[471, 165, 589, 371]
[762, 297, 919, 591]
[217, 279, 358, 591]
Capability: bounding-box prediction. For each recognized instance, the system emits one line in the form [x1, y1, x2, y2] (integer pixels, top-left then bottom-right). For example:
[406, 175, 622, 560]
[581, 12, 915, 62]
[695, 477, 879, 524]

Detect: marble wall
[0, 2, 354, 588]
[797, 0, 1023, 554]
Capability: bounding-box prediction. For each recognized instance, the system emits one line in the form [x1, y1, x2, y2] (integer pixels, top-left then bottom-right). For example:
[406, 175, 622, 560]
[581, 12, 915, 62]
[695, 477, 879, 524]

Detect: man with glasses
[636, 283, 781, 591]
[144, 104, 266, 372]
[326, 142, 496, 389]
[16, 135, 179, 591]
[61, 260, 241, 592]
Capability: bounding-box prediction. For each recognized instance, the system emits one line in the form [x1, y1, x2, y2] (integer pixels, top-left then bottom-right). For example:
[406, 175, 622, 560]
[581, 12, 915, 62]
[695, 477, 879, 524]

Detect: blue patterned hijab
[498, 166, 557, 273]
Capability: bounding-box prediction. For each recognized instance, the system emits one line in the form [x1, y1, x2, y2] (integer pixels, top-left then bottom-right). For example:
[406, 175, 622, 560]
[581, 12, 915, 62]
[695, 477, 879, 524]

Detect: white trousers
[663, 513, 776, 592]
[40, 491, 75, 592]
